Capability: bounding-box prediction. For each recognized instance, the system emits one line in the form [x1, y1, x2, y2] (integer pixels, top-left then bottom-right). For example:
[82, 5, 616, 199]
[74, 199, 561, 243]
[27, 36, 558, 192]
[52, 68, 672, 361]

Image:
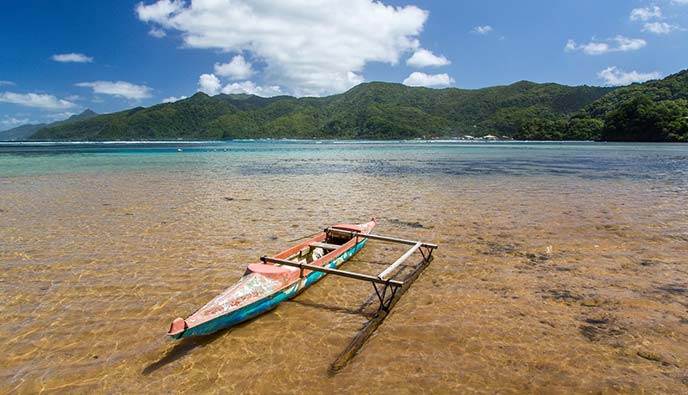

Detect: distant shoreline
[2, 139, 684, 145]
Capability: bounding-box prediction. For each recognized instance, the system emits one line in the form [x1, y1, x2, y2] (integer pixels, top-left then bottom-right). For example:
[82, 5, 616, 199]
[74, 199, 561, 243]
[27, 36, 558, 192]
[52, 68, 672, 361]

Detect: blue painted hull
[173, 238, 367, 339]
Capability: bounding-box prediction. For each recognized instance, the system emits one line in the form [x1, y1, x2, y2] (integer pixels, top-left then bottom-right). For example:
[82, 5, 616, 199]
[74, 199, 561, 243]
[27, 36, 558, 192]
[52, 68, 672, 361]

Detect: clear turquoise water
[1, 141, 687, 183]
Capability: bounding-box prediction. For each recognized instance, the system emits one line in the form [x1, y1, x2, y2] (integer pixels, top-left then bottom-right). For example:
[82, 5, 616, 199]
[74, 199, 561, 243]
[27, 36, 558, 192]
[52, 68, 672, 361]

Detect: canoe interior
[168, 220, 376, 339]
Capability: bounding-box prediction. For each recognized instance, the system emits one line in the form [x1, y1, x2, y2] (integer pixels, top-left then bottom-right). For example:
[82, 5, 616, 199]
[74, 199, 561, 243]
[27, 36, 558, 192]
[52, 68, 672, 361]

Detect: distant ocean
[1, 140, 687, 183]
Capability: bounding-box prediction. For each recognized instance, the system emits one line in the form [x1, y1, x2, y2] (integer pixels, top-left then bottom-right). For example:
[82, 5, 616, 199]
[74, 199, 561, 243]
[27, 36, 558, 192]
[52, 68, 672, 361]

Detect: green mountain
[26, 71, 688, 142]
[1, 109, 97, 141]
[516, 69, 688, 141]
[0, 123, 47, 141]
[30, 82, 612, 141]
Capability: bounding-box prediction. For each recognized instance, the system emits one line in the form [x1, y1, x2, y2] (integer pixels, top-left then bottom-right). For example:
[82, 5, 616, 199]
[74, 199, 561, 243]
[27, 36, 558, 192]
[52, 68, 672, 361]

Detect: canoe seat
[247, 263, 295, 274]
[331, 224, 364, 232]
[309, 242, 341, 251]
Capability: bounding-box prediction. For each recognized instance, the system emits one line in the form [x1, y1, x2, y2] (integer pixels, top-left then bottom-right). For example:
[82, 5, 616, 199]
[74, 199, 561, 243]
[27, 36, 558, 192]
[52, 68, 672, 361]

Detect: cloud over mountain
[0, 92, 77, 109]
[76, 81, 153, 99]
[406, 49, 451, 68]
[214, 55, 254, 80]
[402, 72, 454, 87]
[137, 0, 428, 96]
[597, 66, 661, 86]
[565, 35, 646, 55]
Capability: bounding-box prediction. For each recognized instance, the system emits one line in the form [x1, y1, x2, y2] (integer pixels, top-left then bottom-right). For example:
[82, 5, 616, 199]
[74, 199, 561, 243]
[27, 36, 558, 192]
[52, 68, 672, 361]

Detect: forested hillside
[31, 81, 612, 140]
[516, 69, 688, 141]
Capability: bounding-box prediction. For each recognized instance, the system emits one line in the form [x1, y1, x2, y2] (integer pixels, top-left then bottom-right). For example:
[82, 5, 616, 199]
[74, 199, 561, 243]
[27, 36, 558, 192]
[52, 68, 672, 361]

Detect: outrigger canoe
[167, 219, 377, 339]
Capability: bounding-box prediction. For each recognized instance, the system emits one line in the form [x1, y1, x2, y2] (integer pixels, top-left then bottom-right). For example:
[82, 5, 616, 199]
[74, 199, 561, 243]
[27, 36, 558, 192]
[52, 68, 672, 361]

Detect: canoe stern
[167, 317, 187, 337]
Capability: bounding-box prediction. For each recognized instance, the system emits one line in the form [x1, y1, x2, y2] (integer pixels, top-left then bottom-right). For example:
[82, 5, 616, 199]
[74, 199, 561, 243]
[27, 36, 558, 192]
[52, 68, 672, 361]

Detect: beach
[1, 141, 687, 394]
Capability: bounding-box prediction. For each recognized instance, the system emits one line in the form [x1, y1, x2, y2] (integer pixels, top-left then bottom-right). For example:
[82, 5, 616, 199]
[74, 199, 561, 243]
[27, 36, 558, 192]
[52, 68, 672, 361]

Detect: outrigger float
[167, 218, 437, 370]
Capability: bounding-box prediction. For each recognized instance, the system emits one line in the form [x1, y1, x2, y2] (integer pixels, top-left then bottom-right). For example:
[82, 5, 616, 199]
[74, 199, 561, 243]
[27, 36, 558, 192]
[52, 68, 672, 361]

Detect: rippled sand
[1, 147, 688, 394]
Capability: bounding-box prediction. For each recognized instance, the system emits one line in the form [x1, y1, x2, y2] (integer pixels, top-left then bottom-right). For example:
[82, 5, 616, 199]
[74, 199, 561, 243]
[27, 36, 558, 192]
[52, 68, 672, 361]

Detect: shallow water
[1, 141, 687, 394]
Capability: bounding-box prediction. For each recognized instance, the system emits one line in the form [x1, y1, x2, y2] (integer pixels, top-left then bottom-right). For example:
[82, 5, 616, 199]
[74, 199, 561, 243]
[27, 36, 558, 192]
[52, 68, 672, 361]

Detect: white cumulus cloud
[597, 66, 661, 86]
[137, 0, 184, 21]
[471, 25, 493, 34]
[136, 0, 428, 96]
[75, 81, 153, 99]
[149, 27, 167, 38]
[214, 55, 254, 80]
[565, 39, 609, 55]
[0, 80, 14, 86]
[406, 49, 450, 68]
[1, 116, 31, 127]
[221, 81, 283, 97]
[51, 53, 93, 63]
[0, 92, 77, 109]
[162, 95, 188, 103]
[564, 35, 646, 55]
[614, 36, 647, 51]
[198, 73, 221, 95]
[630, 6, 662, 21]
[642, 22, 681, 34]
[402, 72, 454, 87]
[629, 6, 682, 34]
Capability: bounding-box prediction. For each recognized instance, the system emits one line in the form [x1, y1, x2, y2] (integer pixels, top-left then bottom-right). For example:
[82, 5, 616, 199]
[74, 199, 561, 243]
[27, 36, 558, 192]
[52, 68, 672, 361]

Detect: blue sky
[1, 0, 687, 130]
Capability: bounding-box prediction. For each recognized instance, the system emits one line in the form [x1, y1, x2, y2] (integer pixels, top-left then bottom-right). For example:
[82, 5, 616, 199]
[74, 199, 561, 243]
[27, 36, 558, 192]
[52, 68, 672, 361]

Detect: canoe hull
[171, 237, 368, 339]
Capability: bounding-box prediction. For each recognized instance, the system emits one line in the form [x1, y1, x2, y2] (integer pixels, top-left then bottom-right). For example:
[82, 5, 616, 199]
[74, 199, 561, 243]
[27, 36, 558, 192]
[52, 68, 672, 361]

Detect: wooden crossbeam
[309, 241, 341, 250]
[326, 229, 438, 249]
[265, 229, 438, 374]
[260, 256, 404, 287]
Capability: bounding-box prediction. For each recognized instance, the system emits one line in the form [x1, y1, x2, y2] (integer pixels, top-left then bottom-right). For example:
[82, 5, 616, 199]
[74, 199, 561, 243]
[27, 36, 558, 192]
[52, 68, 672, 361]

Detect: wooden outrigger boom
[262, 228, 436, 289]
[262, 228, 436, 309]
[326, 228, 439, 249]
[260, 256, 405, 287]
[265, 227, 438, 372]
